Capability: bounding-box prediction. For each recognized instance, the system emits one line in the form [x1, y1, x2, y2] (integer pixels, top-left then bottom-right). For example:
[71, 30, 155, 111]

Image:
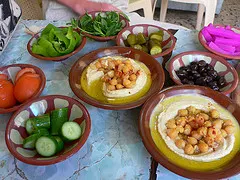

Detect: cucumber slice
[50, 108, 68, 135]
[23, 134, 40, 149]
[53, 136, 64, 153]
[31, 114, 51, 129]
[61, 121, 82, 141]
[35, 136, 58, 157]
[32, 128, 49, 136]
[26, 119, 35, 135]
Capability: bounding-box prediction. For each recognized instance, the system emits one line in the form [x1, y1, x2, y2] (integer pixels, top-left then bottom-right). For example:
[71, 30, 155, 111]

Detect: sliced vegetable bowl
[5, 95, 91, 165]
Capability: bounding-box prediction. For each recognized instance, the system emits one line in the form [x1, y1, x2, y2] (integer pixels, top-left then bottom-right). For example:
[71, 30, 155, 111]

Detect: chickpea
[225, 125, 235, 134]
[176, 126, 184, 133]
[107, 84, 116, 91]
[126, 63, 133, 70]
[188, 120, 199, 129]
[115, 71, 122, 78]
[210, 109, 220, 119]
[207, 128, 217, 138]
[122, 66, 130, 74]
[125, 81, 136, 88]
[129, 74, 137, 81]
[187, 106, 196, 115]
[101, 75, 110, 82]
[115, 60, 122, 65]
[198, 142, 209, 153]
[199, 113, 209, 120]
[223, 120, 233, 127]
[184, 144, 194, 155]
[184, 124, 192, 135]
[95, 61, 102, 69]
[175, 139, 186, 149]
[117, 78, 123, 84]
[176, 117, 186, 127]
[116, 84, 124, 90]
[166, 119, 177, 129]
[215, 134, 223, 144]
[187, 137, 198, 145]
[118, 64, 125, 71]
[124, 60, 131, 64]
[191, 131, 202, 140]
[178, 109, 188, 117]
[109, 78, 118, 86]
[187, 115, 195, 122]
[167, 128, 178, 140]
[220, 129, 228, 138]
[194, 109, 201, 115]
[108, 61, 115, 69]
[197, 127, 208, 137]
[212, 119, 223, 129]
[98, 68, 105, 71]
[204, 121, 212, 127]
[107, 70, 115, 78]
[204, 136, 215, 147]
[195, 115, 205, 126]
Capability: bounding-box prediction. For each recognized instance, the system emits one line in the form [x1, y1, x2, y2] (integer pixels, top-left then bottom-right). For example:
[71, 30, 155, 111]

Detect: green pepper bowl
[27, 28, 87, 62]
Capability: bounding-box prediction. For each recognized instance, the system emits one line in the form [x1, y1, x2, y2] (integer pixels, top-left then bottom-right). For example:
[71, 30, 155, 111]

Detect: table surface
[0, 17, 239, 180]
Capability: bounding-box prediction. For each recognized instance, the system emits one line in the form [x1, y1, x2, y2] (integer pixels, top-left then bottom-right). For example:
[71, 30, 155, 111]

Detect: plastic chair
[157, 0, 218, 30]
[127, 0, 154, 19]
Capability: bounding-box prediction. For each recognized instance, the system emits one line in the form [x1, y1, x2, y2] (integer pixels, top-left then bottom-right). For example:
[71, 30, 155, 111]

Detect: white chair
[127, 0, 154, 20]
[157, 0, 218, 30]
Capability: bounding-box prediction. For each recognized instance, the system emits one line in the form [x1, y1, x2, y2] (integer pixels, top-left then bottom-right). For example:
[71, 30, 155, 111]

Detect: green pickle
[137, 33, 146, 44]
[150, 33, 163, 42]
[127, 34, 137, 45]
[132, 44, 142, 50]
[142, 45, 149, 53]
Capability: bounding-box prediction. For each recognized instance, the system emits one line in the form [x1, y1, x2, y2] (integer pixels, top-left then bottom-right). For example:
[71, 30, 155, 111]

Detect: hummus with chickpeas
[155, 94, 237, 162]
[85, 56, 150, 98]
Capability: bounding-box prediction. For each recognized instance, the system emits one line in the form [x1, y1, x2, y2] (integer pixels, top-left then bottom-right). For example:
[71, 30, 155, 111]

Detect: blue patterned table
[0, 20, 239, 180]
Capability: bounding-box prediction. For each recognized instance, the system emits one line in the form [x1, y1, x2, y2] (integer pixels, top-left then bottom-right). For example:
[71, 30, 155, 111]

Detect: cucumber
[53, 136, 64, 153]
[26, 119, 35, 135]
[61, 121, 82, 141]
[26, 114, 51, 135]
[32, 128, 49, 136]
[35, 136, 58, 157]
[50, 108, 68, 135]
[23, 134, 40, 149]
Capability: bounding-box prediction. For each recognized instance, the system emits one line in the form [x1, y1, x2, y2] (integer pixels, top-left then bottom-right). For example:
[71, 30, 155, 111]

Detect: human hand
[58, 0, 122, 15]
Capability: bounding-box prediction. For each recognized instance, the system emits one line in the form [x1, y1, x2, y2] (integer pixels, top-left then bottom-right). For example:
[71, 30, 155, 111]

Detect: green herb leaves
[72, 11, 129, 37]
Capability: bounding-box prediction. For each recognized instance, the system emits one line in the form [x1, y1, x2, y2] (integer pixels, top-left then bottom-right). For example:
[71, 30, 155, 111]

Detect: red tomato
[14, 73, 41, 103]
[0, 80, 16, 108]
[15, 68, 36, 83]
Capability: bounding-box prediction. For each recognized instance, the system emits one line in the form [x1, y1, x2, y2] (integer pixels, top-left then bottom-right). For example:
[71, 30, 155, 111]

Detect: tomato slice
[0, 80, 16, 108]
[0, 74, 8, 81]
[15, 68, 36, 83]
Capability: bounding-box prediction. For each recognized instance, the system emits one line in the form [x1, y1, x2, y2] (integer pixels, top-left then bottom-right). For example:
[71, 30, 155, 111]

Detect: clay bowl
[69, 46, 165, 110]
[27, 27, 87, 62]
[79, 11, 129, 42]
[0, 64, 46, 114]
[139, 85, 240, 179]
[199, 24, 240, 60]
[168, 51, 239, 95]
[5, 95, 91, 165]
[232, 63, 240, 106]
[116, 24, 176, 58]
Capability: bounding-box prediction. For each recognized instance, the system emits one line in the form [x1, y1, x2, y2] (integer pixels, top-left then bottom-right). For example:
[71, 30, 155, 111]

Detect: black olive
[190, 61, 198, 66]
[202, 72, 208, 77]
[206, 64, 214, 71]
[190, 64, 198, 71]
[198, 60, 207, 67]
[208, 81, 218, 87]
[195, 77, 206, 86]
[182, 78, 190, 84]
[188, 76, 194, 80]
[205, 76, 213, 83]
[218, 76, 226, 87]
[207, 70, 218, 79]
[210, 85, 220, 91]
[188, 81, 194, 85]
[191, 70, 198, 75]
[179, 66, 188, 71]
[193, 73, 201, 79]
[198, 66, 206, 74]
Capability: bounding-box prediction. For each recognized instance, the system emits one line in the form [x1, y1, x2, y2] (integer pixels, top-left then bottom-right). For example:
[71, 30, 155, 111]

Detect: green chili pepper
[32, 43, 49, 57]
[38, 37, 61, 57]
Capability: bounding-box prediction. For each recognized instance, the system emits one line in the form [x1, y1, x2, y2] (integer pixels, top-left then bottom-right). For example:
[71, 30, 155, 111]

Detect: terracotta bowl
[116, 24, 176, 58]
[139, 85, 240, 179]
[69, 46, 165, 110]
[79, 11, 129, 42]
[168, 51, 239, 95]
[0, 64, 46, 114]
[27, 28, 87, 62]
[5, 95, 91, 165]
[199, 24, 240, 60]
[232, 63, 240, 106]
